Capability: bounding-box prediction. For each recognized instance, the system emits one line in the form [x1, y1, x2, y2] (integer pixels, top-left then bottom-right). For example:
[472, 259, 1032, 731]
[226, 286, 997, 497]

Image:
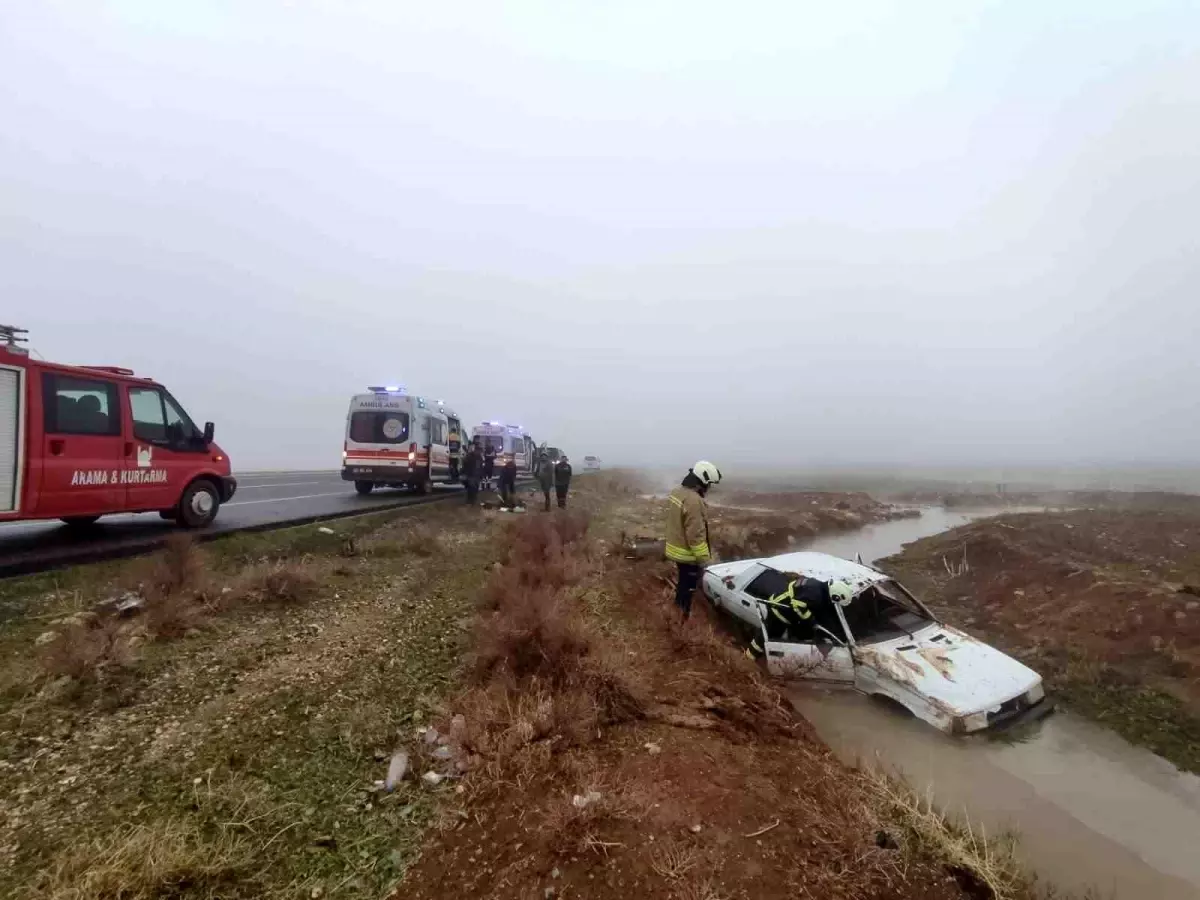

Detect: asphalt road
[0, 471, 488, 577]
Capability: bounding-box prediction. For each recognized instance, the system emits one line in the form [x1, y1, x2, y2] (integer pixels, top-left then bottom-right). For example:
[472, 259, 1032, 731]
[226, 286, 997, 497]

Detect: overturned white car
[702, 551, 1049, 734]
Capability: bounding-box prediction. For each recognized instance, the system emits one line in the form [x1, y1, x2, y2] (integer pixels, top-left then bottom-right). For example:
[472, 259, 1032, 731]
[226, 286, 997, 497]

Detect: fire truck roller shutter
[0, 368, 17, 512]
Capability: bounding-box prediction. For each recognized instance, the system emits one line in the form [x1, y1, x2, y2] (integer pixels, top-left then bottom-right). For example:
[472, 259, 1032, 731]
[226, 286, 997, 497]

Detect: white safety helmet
[829, 579, 856, 607]
[690, 460, 722, 487]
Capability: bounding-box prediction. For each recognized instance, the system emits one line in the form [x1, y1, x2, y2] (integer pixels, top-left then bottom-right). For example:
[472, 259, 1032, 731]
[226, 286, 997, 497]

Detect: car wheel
[159, 509, 178, 521]
[60, 515, 101, 528]
[177, 479, 220, 528]
[354, 481, 374, 495]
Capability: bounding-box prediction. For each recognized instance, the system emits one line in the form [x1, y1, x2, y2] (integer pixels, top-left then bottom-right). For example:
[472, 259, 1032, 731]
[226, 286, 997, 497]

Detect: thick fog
[3, 2, 1198, 472]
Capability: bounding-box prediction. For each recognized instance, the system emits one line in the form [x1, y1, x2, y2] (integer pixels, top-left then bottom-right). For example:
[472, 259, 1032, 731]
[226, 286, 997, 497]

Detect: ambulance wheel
[177, 479, 220, 528]
[61, 516, 101, 528]
[354, 481, 374, 495]
[413, 477, 431, 495]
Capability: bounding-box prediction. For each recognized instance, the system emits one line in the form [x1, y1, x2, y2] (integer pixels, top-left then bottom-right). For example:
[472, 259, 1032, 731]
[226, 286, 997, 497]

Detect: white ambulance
[470, 422, 533, 473]
[342, 387, 456, 495]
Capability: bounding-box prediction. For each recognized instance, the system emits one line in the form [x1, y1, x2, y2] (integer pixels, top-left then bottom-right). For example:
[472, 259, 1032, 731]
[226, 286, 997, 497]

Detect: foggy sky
[3, 1, 1198, 472]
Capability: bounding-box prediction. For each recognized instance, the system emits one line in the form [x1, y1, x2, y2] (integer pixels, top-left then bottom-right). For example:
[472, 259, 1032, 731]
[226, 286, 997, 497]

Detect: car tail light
[408, 441, 416, 462]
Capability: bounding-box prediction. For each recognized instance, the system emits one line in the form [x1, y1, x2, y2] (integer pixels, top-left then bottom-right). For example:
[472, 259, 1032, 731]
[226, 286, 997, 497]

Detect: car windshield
[479, 435, 504, 452]
[840, 579, 933, 644]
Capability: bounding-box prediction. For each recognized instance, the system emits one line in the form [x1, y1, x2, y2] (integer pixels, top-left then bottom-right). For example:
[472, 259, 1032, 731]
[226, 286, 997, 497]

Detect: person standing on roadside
[537, 451, 554, 511]
[482, 440, 497, 491]
[664, 461, 722, 621]
[554, 455, 573, 508]
[499, 455, 519, 508]
[461, 443, 482, 505]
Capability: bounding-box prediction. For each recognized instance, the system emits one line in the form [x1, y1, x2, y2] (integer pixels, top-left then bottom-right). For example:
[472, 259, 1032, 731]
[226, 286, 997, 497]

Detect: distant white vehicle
[584, 455, 601, 471]
[702, 551, 1049, 734]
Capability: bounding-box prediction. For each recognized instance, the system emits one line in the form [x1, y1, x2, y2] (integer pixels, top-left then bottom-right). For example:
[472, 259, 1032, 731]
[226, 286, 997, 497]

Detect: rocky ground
[882, 503, 1200, 773]
[0, 477, 1038, 899]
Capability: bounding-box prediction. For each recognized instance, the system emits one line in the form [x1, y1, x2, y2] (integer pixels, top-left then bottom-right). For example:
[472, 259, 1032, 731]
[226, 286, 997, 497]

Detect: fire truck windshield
[350, 411, 410, 444]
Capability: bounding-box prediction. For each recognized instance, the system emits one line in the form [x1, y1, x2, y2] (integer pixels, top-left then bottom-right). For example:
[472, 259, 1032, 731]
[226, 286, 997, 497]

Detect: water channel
[790, 507, 1200, 899]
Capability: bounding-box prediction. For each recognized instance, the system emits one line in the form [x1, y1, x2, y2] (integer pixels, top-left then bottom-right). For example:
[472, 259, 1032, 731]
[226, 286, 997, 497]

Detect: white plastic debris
[422, 771, 445, 787]
[571, 790, 603, 809]
[317, 527, 336, 535]
[385, 752, 409, 791]
[422, 727, 439, 745]
[643, 742, 661, 756]
[432, 746, 453, 761]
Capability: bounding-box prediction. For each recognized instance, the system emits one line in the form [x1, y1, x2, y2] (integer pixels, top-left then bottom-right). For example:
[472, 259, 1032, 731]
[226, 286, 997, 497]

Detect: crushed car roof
[759, 551, 889, 594]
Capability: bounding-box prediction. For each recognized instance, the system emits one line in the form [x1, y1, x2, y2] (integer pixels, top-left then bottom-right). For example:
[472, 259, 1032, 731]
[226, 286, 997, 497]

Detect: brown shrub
[225, 562, 319, 608]
[142, 587, 205, 640]
[472, 587, 591, 684]
[146, 534, 209, 597]
[37, 616, 134, 683]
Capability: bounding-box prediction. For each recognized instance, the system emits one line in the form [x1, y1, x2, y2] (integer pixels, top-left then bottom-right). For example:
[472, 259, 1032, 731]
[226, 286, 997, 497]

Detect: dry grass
[34, 820, 254, 900]
[866, 770, 1033, 900]
[36, 616, 134, 684]
[396, 525, 445, 558]
[226, 560, 320, 607]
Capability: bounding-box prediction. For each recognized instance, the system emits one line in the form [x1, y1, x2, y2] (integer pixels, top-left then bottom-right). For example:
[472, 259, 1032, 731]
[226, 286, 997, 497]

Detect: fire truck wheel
[60, 516, 101, 528]
[177, 479, 220, 528]
[354, 481, 374, 495]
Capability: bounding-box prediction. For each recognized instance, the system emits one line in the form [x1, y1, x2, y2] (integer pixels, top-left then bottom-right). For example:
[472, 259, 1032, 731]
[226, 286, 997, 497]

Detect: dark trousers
[674, 563, 702, 619]
[555, 485, 568, 508]
[542, 488, 552, 511]
[500, 482, 515, 507]
[465, 478, 479, 505]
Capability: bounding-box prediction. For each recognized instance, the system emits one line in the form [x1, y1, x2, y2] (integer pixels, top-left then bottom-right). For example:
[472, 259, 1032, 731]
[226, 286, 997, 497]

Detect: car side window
[745, 568, 795, 601]
[42, 373, 120, 437]
[129, 387, 168, 444]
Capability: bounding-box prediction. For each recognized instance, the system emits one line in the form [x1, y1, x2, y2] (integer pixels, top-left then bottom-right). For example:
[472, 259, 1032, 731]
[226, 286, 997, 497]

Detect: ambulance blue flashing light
[368, 385, 407, 394]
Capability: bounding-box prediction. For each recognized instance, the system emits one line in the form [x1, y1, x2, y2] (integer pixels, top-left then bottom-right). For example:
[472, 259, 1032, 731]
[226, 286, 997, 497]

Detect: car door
[762, 622, 857, 685]
[124, 385, 201, 512]
[34, 372, 125, 517]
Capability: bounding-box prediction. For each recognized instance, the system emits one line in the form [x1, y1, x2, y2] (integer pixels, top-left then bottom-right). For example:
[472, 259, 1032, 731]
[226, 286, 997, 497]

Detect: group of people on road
[458, 438, 572, 511]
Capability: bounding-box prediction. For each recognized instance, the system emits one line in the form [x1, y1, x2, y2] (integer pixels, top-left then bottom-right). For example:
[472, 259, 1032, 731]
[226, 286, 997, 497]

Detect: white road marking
[235, 481, 328, 489]
[224, 491, 352, 507]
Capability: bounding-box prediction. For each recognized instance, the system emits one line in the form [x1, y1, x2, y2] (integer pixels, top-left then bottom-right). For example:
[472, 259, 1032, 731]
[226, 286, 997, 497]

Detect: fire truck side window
[42, 374, 119, 437]
[129, 388, 169, 443]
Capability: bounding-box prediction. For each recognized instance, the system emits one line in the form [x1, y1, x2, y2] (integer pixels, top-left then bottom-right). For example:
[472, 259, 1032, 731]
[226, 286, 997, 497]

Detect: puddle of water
[799, 505, 1046, 567]
[789, 507, 1200, 899]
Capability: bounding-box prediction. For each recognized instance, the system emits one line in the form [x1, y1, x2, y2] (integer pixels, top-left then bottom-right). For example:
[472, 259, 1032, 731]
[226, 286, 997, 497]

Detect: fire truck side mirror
[203, 421, 215, 444]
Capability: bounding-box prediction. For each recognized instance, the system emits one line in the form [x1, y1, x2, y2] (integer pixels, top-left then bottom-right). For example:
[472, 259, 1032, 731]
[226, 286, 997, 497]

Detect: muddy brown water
[791, 508, 1200, 899]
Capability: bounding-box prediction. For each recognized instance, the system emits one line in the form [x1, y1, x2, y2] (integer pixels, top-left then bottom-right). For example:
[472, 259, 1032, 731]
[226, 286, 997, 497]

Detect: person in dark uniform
[748, 576, 852, 657]
[461, 444, 482, 505]
[482, 441, 497, 491]
[498, 456, 519, 508]
[553, 455, 573, 508]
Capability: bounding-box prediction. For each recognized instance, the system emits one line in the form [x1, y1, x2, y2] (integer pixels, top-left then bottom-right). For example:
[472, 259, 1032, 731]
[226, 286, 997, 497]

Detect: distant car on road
[584, 455, 601, 471]
[702, 551, 1049, 734]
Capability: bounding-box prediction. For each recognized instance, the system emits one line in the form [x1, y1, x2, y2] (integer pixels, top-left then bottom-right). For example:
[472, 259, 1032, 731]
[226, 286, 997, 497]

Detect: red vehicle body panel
[0, 343, 234, 524]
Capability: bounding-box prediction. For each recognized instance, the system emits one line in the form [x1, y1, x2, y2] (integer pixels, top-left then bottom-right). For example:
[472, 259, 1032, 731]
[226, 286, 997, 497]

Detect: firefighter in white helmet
[664, 461, 722, 621]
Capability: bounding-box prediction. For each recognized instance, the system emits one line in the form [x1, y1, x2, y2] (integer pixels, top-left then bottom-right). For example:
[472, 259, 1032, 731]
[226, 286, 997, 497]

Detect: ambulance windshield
[349, 411, 410, 444]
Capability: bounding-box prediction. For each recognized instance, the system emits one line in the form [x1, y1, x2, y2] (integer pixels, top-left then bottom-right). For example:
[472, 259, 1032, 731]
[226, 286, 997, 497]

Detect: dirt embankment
[398, 489, 1031, 900]
[882, 506, 1200, 773]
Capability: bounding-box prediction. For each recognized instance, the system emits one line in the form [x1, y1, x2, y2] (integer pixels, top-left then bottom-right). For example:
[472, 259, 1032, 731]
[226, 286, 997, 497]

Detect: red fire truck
[0, 326, 236, 528]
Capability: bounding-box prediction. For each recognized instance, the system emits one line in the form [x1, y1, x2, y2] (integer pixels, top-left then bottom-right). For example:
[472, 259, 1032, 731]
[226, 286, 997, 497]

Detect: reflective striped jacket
[664, 486, 711, 564]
